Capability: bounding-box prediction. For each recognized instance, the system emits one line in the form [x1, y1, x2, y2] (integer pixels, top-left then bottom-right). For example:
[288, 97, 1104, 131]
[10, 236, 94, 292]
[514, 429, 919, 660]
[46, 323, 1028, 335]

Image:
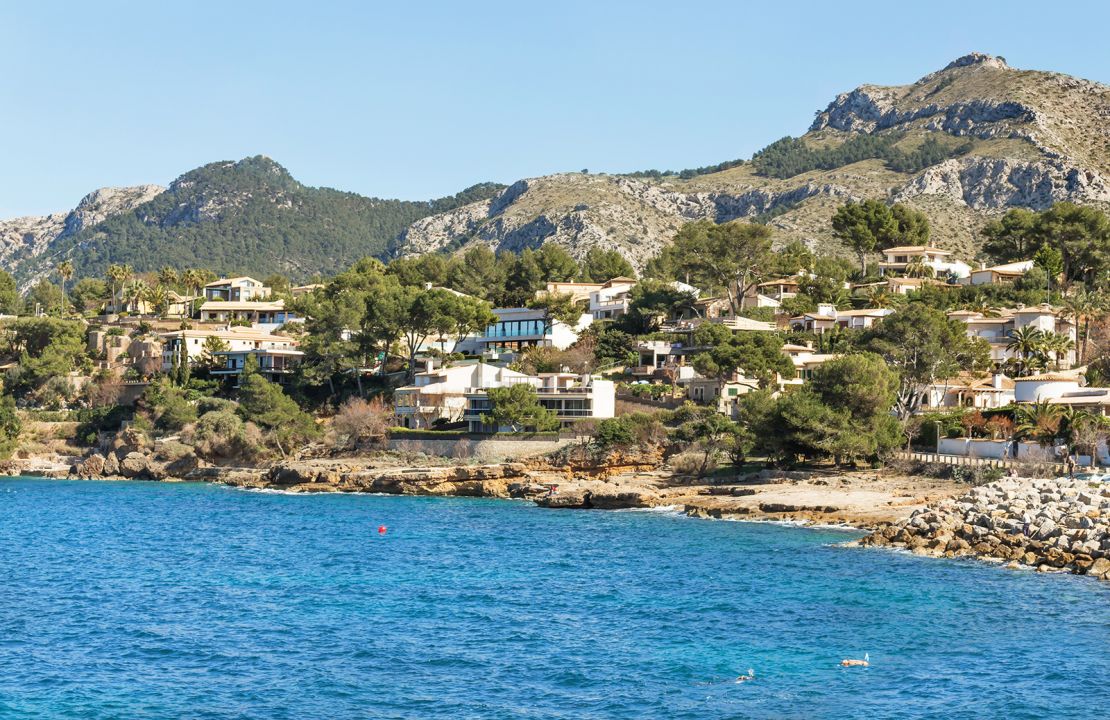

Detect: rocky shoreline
[12, 446, 1110, 583]
[860, 476, 1110, 581]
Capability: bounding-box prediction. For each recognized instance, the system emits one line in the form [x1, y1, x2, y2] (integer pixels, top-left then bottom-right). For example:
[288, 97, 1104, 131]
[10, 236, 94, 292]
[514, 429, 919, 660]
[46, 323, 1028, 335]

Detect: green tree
[1033, 202, 1110, 287]
[652, 220, 774, 315]
[55, 260, 75, 303]
[890, 203, 931, 246]
[69, 278, 108, 314]
[981, 208, 1039, 262]
[620, 279, 697, 333]
[0, 395, 21, 458]
[1006, 326, 1046, 376]
[237, 356, 319, 457]
[446, 246, 504, 301]
[578, 247, 635, 282]
[1032, 244, 1063, 289]
[831, 200, 899, 274]
[481, 383, 559, 432]
[26, 281, 67, 316]
[690, 323, 792, 387]
[0, 270, 20, 315]
[859, 304, 991, 418]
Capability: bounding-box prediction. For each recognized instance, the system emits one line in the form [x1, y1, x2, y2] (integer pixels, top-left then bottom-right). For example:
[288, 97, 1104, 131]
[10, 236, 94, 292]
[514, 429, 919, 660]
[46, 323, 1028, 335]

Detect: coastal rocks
[860, 476, 1110, 581]
[534, 486, 660, 510]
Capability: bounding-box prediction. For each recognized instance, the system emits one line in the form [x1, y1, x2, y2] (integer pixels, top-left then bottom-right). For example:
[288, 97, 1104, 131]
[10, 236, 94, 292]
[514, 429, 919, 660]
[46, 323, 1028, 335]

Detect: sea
[0, 477, 1107, 719]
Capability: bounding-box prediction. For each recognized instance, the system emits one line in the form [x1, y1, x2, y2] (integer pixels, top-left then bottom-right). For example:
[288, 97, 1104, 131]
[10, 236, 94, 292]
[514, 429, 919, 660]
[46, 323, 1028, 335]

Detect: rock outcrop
[859, 476, 1110, 581]
[390, 53, 1110, 268]
[0, 185, 163, 289]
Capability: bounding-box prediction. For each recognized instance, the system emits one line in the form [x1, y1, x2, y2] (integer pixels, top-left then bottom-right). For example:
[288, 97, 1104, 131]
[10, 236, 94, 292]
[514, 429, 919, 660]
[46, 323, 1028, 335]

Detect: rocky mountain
[391, 53, 1110, 268]
[11, 157, 504, 285]
[0, 185, 164, 286]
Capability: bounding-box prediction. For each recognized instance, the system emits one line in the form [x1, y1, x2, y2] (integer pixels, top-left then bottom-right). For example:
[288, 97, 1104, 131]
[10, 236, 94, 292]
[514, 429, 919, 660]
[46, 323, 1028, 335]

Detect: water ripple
[0, 477, 1107, 719]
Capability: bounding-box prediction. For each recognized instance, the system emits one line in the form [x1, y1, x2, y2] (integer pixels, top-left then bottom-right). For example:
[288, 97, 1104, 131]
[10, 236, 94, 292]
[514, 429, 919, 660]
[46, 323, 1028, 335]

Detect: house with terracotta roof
[789, 303, 893, 333]
[966, 260, 1035, 286]
[879, 246, 971, 279]
[921, 372, 1015, 410]
[948, 304, 1076, 369]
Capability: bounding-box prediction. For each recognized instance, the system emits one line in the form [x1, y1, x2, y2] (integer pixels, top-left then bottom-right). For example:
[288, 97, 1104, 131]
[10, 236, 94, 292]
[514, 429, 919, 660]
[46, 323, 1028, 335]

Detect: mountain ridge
[391, 52, 1110, 269]
[6, 53, 1110, 284]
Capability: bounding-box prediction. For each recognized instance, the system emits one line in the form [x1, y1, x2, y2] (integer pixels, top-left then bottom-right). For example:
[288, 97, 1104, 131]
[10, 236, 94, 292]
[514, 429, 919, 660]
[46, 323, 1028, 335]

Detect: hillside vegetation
[15, 157, 503, 283]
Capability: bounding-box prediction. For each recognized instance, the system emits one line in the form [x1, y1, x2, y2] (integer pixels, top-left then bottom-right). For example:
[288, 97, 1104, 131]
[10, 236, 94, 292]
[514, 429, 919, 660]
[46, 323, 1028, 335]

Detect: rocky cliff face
[0, 185, 164, 285]
[392, 52, 1110, 267]
[395, 174, 852, 270]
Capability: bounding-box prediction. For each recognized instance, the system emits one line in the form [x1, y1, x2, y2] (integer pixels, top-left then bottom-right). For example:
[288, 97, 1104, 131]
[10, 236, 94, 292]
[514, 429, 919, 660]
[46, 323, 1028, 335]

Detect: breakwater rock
[859, 476, 1110, 580]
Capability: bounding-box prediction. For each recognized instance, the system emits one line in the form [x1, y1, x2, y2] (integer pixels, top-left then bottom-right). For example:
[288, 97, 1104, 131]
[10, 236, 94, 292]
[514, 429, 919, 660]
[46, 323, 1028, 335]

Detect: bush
[330, 396, 390, 450]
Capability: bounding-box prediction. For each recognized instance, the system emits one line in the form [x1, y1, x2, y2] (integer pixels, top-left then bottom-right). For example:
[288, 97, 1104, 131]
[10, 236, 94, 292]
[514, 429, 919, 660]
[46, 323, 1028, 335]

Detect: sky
[4, 0, 1110, 217]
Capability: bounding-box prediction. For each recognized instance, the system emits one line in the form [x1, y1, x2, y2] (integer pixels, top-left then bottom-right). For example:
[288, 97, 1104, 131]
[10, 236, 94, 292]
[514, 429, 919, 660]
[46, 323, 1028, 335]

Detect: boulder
[75, 454, 106, 478]
[118, 452, 149, 479]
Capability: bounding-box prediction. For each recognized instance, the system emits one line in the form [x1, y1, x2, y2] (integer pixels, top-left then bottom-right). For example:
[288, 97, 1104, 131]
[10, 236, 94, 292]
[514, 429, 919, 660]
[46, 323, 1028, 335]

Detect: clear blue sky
[4, 0, 1110, 217]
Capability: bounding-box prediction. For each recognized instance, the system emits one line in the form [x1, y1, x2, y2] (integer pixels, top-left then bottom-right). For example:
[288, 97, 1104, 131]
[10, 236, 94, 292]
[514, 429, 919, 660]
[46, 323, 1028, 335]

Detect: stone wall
[387, 436, 571, 461]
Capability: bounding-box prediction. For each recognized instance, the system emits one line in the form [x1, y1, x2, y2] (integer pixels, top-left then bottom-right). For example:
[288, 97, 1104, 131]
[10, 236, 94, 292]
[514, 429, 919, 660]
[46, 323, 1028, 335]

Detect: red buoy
[378, 525, 387, 535]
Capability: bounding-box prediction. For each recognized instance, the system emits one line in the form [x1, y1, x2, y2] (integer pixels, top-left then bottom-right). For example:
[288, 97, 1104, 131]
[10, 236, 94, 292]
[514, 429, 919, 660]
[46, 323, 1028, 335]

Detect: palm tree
[1042, 332, 1075, 370]
[105, 264, 133, 314]
[55, 260, 74, 306]
[904, 256, 936, 279]
[966, 301, 1001, 318]
[122, 279, 149, 315]
[181, 269, 200, 297]
[147, 285, 169, 317]
[158, 267, 179, 291]
[1063, 289, 1103, 364]
[866, 287, 896, 309]
[1014, 400, 1062, 443]
[1007, 326, 1045, 376]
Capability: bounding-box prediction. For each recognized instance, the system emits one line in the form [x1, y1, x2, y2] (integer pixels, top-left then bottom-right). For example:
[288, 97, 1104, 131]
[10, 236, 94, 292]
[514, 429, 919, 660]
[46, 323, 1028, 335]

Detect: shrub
[330, 396, 390, 450]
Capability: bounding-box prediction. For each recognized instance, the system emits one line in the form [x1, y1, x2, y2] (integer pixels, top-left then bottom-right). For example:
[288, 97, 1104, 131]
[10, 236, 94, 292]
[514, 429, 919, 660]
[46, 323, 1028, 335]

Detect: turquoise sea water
[0, 478, 1107, 719]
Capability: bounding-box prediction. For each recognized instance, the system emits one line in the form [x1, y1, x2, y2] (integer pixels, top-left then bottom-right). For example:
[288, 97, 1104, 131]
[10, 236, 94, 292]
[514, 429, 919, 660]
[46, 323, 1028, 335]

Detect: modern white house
[948, 304, 1076, 369]
[478, 307, 592, 352]
[197, 299, 295, 328]
[879, 246, 971, 279]
[393, 362, 537, 429]
[790, 304, 893, 333]
[203, 277, 271, 302]
[463, 372, 615, 432]
[587, 277, 637, 320]
[210, 347, 304, 386]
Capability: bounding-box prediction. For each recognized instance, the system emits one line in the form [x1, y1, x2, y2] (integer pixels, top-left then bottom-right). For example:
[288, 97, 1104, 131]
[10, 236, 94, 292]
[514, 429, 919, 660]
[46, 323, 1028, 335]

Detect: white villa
[965, 260, 1035, 286]
[948, 304, 1076, 369]
[394, 362, 536, 429]
[587, 277, 637, 320]
[160, 327, 299, 373]
[479, 307, 592, 352]
[921, 373, 1016, 410]
[686, 373, 760, 419]
[879, 246, 971, 279]
[463, 372, 615, 432]
[203, 277, 271, 302]
[790, 304, 893, 333]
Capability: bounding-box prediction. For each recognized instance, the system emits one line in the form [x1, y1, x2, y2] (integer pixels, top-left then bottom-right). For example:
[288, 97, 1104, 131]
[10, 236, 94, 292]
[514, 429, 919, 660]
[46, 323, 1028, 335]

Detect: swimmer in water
[736, 669, 755, 683]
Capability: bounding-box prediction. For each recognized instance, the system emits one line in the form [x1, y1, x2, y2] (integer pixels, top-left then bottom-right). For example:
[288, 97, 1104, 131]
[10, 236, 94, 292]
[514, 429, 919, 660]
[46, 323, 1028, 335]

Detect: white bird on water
[840, 653, 869, 667]
[735, 669, 755, 683]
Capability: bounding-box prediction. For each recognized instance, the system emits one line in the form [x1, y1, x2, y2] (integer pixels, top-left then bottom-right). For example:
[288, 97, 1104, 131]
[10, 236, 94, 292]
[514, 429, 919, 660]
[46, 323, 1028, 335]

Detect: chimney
[424, 282, 433, 290]
[993, 373, 1003, 389]
[425, 358, 434, 373]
